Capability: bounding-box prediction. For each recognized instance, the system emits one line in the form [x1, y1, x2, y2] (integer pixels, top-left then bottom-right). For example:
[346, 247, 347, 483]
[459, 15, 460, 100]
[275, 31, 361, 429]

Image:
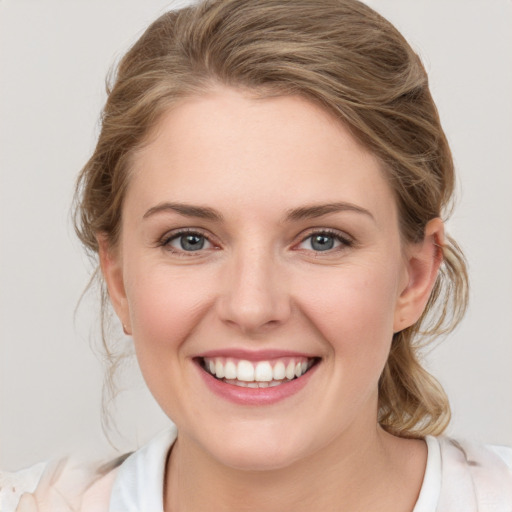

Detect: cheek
[125, 264, 214, 364]
[294, 262, 400, 365]
[123, 263, 220, 416]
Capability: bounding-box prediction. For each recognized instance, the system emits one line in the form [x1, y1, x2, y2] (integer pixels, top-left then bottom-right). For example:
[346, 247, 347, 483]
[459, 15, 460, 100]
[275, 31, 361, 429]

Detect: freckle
[12, 486, 16, 492]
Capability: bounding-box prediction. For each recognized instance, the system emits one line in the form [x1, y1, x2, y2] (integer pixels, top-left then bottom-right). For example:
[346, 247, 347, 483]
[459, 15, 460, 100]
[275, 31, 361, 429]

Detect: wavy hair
[74, 0, 468, 438]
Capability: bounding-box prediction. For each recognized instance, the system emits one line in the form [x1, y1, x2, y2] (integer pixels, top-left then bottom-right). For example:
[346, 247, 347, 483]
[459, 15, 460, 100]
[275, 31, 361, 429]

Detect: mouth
[197, 355, 320, 389]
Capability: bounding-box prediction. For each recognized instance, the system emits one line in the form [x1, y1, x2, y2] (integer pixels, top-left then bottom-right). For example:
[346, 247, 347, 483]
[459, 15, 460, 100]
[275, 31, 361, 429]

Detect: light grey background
[1, 1, 511, 471]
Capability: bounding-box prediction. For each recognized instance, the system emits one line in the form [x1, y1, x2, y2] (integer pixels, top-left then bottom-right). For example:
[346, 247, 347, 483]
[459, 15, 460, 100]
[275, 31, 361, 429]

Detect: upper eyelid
[296, 227, 353, 243]
[156, 226, 353, 249]
[155, 230, 213, 255]
[292, 230, 355, 255]
[159, 229, 217, 256]
[160, 227, 213, 243]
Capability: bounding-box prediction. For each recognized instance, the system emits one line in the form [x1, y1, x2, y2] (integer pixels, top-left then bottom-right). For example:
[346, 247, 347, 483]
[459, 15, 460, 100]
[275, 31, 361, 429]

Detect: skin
[99, 86, 444, 512]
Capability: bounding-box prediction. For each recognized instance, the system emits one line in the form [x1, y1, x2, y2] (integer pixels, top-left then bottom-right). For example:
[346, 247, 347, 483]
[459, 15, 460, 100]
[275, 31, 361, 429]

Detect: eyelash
[158, 228, 353, 256]
[159, 228, 216, 256]
[296, 228, 353, 253]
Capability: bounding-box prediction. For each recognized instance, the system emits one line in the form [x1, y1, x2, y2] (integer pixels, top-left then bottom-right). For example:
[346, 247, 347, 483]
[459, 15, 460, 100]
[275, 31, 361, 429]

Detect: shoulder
[0, 463, 46, 512]
[0, 428, 177, 512]
[437, 437, 512, 510]
[0, 454, 129, 512]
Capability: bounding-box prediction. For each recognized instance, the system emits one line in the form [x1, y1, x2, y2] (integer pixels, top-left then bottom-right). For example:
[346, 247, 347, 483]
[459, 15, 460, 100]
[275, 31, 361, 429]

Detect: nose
[216, 245, 292, 334]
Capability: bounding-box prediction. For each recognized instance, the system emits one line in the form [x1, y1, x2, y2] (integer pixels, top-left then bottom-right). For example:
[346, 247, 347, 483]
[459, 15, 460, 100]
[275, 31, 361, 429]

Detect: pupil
[312, 234, 334, 251]
[181, 234, 204, 251]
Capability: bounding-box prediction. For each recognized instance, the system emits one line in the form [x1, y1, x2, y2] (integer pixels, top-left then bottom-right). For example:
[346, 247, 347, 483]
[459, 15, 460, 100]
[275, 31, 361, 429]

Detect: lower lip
[196, 361, 319, 406]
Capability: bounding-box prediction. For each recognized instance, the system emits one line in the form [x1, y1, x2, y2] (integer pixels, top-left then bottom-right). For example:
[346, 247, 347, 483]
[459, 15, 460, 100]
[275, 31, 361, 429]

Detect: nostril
[215, 269, 292, 332]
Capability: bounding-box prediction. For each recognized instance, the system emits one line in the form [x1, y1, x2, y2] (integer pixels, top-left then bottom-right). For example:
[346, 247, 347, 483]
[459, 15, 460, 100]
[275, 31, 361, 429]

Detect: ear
[97, 234, 132, 335]
[393, 218, 444, 333]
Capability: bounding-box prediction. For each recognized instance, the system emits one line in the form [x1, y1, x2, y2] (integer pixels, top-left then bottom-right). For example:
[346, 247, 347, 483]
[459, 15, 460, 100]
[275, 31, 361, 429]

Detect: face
[101, 87, 438, 471]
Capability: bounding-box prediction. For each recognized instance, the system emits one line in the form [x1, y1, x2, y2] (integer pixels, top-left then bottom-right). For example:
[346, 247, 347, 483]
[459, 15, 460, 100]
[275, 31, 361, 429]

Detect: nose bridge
[218, 238, 291, 332]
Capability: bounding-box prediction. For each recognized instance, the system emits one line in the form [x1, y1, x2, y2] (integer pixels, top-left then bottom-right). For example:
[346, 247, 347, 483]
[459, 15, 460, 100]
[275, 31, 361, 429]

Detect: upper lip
[195, 348, 319, 361]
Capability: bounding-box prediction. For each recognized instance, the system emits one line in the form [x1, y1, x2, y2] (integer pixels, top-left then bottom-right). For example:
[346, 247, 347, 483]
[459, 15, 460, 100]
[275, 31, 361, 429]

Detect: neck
[164, 420, 427, 512]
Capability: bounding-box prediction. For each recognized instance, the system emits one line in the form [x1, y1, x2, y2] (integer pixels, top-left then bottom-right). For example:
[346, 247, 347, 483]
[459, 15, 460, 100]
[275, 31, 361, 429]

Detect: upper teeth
[204, 357, 313, 382]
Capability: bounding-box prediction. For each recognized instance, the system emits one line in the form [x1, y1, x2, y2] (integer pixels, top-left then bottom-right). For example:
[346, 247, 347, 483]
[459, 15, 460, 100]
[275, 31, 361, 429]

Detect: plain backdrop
[1, 0, 511, 471]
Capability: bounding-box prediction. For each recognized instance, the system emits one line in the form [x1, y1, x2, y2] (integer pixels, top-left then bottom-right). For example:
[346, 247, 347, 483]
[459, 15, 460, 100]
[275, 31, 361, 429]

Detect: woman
[3, 0, 511, 510]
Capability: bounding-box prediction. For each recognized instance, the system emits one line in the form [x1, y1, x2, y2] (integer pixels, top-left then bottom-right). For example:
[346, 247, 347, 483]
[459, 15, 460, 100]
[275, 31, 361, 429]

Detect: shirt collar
[109, 426, 177, 512]
[412, 435, 442, 512]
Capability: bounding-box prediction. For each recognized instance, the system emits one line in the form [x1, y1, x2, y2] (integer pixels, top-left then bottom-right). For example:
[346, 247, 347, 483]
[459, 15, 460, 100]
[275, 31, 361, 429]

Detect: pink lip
[196, 348, 317, 361]
[195, 359, 319, 406]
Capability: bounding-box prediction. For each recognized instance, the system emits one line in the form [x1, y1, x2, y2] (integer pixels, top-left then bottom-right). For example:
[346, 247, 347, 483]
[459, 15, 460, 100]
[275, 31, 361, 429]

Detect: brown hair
[74, 0, 468, 438]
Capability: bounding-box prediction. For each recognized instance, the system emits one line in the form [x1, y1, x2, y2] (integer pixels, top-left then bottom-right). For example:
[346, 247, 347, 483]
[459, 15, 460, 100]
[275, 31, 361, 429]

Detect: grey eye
[169, 233, 211, 251]
[298, 232, 344, 252]
[180, 234, 204, 251]
[310, 234, 335, 251]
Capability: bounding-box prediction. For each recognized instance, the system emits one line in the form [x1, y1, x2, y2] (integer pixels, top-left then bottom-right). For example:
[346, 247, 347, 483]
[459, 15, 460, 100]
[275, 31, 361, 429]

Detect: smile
[200, 356, 317, 388]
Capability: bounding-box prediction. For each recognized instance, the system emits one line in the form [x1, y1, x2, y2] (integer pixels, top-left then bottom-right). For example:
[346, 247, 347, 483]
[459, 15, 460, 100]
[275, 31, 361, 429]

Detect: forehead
[127, 87, 397, 227]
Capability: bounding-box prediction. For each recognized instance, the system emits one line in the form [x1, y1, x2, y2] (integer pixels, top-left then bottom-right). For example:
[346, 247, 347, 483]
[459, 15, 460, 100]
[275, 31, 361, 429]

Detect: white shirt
[2, 427, 512, 511]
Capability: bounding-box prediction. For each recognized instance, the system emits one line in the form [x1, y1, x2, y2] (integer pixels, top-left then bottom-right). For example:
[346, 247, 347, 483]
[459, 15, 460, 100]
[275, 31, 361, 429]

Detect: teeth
[237, 360, 255, 382]
[254, 361, 273, 382]
[285, 361, 295, 380]
[224, 360, 237, 379]
[273, 361, 285, 380]
[215, 360, 225, 379]
[225, 378, 292, 388]
[203, 356, 315, 385]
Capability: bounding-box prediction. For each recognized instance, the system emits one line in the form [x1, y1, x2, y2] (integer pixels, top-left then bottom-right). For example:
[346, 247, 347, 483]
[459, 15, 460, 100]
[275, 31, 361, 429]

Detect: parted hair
[74, 0, 468, 438]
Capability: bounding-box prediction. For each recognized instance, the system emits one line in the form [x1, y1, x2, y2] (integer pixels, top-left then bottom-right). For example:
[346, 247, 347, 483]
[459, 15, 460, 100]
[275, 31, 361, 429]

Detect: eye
[297, 230, 351, 252]
[164, 231, 214, 253]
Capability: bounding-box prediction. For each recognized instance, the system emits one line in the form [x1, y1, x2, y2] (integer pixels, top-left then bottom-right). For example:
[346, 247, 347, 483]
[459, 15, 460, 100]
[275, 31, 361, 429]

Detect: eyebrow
[142, 201, 374, 223]
[285, 202, 375, 222]
[143, 202, 224, 221]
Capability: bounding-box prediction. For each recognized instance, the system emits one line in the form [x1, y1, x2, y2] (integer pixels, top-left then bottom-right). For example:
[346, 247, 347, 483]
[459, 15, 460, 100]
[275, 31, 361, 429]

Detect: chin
[214, 444, 302, 472]
[195, 423, 316, 472]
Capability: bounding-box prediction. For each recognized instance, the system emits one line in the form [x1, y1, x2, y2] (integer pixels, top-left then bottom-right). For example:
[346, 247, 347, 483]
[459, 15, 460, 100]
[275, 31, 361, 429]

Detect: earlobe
[393, 218, 444, 333]
[97, 234, 132, 335]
